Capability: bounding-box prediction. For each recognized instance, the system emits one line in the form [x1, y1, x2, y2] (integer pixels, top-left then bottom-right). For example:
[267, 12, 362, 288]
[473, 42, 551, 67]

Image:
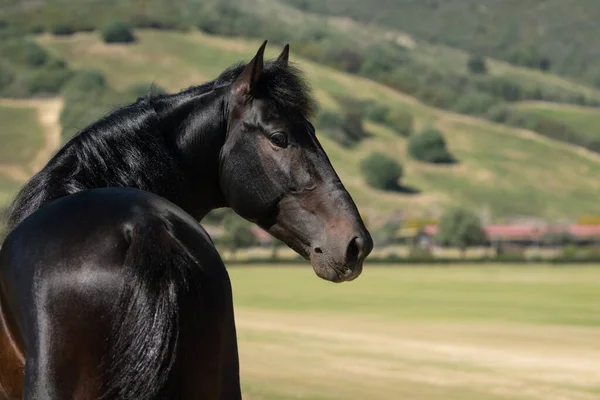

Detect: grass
[34, 30, 600, 220]
[229, 264, 600, 400]
[0, 105, 44, 164]
[515, 101, 600, 141]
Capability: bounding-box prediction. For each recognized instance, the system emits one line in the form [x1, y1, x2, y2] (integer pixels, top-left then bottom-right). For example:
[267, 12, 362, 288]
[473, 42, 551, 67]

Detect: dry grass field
[229, 265, 600, 400]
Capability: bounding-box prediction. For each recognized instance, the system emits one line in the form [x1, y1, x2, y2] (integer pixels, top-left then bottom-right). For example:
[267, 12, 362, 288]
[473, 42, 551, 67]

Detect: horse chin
[309, 257, 363, 284]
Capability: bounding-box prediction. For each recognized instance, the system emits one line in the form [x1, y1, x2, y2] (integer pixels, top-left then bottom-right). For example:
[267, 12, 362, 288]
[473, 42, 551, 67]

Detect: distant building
[413, 224, 600, 247]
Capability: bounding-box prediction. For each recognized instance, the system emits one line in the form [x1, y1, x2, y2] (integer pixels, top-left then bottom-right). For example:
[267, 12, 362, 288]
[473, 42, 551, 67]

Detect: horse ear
[232, 40, 267, 99]
[276, 44, 290, 67]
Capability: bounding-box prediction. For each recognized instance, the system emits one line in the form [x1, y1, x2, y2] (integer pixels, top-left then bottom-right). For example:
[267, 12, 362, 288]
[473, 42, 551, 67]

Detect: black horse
[0, 41, 373, 399]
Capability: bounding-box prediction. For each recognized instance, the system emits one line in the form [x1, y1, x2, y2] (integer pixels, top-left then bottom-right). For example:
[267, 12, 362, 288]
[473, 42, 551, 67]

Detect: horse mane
[212, 60, 316, 119]
[4, 58, 317, 231]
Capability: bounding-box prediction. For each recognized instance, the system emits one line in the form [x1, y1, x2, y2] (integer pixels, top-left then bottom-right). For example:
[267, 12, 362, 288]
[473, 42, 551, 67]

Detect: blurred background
[0, 1, 599, 399]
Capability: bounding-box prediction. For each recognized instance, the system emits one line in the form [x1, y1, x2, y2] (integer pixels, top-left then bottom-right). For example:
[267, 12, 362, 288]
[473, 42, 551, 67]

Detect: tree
[360, 152, 403, 191]
[222, 214, 257, 259]
[467, 55, 487, 74]
[100, 20, 136, 44]
[408, 127, 455, 164]
[436, 208, 487, 257]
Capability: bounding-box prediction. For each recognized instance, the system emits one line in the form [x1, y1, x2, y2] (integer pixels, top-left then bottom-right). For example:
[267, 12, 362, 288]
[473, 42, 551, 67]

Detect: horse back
[0, 187, 240, 399]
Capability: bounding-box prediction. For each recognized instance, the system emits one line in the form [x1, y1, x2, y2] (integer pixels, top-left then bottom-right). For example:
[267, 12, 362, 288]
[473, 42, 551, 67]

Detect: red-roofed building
[415, 224, 600, 247]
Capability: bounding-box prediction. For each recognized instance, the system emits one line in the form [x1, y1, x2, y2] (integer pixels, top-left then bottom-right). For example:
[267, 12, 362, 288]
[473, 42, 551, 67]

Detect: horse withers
[0, 41, 373, 399]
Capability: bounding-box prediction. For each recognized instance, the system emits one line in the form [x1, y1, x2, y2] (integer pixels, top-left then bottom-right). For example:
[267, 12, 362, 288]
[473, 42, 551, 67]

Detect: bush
[385, 108, 414, 136]
[408, 127, 455, 164]
[452, 91, 498, 115]
[467, 55, 487, 74]
[475, 76, 522, 101]
[364, 102, 390, 123]
[316, 109, 367, 147]
[63, 70, 107, 94]
[0, 38, 48, 67]
[24, 68, 73, 95]
[316, 109, 344, 130]
[341, 111, 367, 142]
[485, 103, 511, 123]
[321, 40, 364, 73]
[100, 20, 136, 44]
[52, 24, 75, 36]
[360, 152, 403, 190]
[360, 42, 410, 77]
[436, 207, 487, 256]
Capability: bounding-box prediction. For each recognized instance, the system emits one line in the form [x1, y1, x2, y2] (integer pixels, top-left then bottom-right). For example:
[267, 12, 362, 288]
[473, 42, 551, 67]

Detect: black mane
[212, 60, 316, 118]
[4, 58, 316, 231]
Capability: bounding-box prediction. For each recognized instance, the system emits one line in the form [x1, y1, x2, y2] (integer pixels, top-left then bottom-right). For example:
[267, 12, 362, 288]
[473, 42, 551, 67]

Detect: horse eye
[269, 132, 288, 148]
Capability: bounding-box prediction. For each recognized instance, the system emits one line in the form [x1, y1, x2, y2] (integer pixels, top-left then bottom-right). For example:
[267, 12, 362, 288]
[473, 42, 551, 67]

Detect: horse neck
[153, 87, 229, 219]
[7, 88, 229, 230]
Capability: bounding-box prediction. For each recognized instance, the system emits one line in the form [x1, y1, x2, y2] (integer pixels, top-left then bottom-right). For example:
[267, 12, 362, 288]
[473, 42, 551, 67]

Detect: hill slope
[280, 0, 600, 85]
[514, 101, 600, 142]
[33, 30, 600, 221]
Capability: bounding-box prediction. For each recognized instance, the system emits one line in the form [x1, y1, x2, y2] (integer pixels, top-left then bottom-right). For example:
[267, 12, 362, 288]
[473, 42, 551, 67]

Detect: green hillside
[514, 101, 600, 141]
[281, 0, 600, 86]
[0, 105, 44, 164]
[0, 103, 45, 210]
[32, 30, 600, 220]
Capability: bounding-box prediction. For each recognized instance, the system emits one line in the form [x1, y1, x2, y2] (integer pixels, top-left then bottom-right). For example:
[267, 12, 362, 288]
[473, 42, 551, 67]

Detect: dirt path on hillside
[0, 98, 63, 182]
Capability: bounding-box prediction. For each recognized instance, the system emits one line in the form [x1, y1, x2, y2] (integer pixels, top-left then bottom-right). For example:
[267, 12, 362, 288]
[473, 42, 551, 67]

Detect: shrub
[315, 109, 344, 130]
[385, 108, 413, 136]
[341, 111, 367, 143]
[321, 40, 363, 73]
[467, 55, 487, 74]
[485, 103, 511, 123]
[360, 152, 403, 191]
[364, 102, 390, 123]
[63, 70, 107, 94]
[52, 24, 75, 36]
[475, 76, 522, 101]
[100, 20, 136, 44]
[316, 109, 367, 147]
[408, 127, 455, 164]
[436, 207, 487, 257]
[24, 68, 73, 95]
[360, 42, 410, 77]
[0, 38, 48, 67]
[452, 91, 497, 115]
[30, 25, 45, 34]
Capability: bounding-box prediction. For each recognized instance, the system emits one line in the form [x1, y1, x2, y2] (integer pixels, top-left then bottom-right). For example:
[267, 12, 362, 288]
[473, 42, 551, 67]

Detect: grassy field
[515, 101, 600, 141]
[229, 264, 600, 400]
[33, 30, 600, 220]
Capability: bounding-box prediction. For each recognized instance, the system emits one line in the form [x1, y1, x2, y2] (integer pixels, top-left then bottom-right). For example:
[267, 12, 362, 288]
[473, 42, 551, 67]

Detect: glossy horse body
[0, 42, 372, 399]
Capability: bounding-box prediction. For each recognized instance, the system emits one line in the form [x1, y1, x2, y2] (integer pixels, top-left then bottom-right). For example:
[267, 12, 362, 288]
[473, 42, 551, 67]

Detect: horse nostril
[345, 237, 361, 265]
[314, 247, 323, 254]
